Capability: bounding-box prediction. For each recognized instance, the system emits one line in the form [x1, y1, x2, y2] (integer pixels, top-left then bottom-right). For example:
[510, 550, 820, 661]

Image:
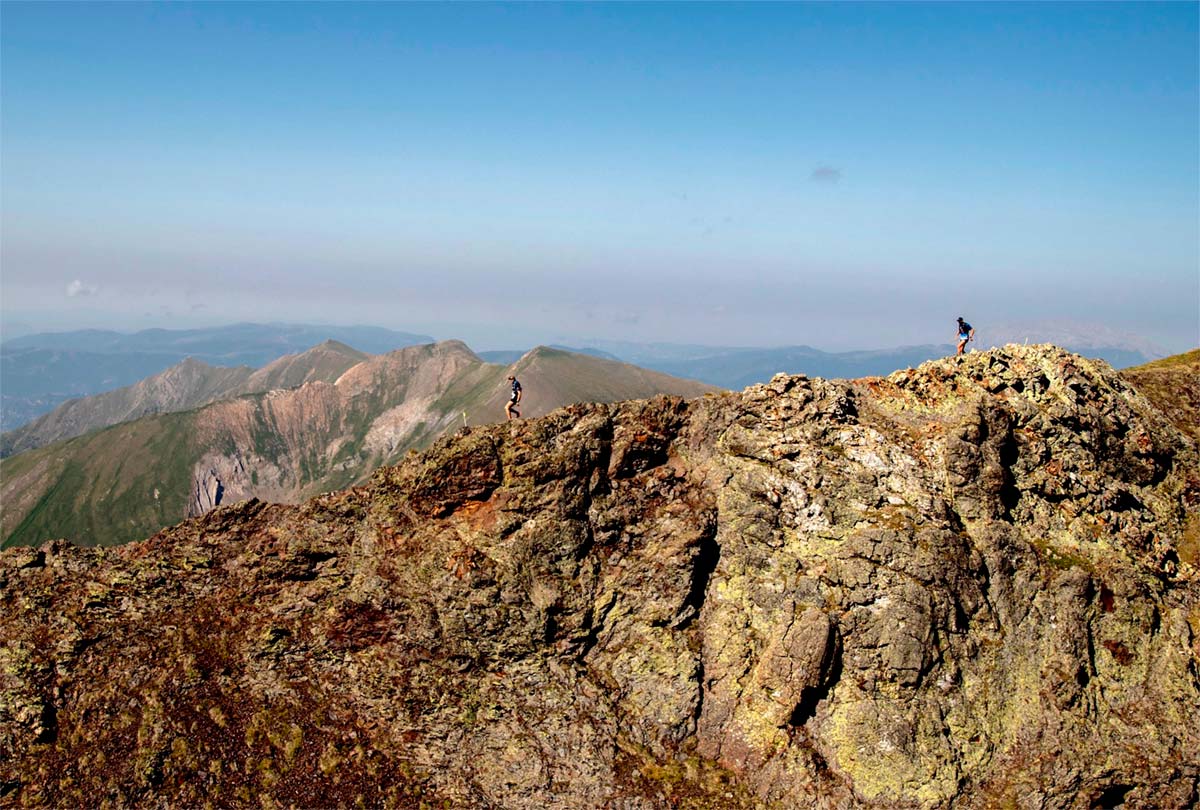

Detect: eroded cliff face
[2, 345, 1197, 809]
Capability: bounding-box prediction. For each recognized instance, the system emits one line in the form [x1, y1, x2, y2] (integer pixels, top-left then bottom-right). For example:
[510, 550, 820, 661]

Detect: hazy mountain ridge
[1, 359, 255, 459]
[0, 350, 190, 432]
[1, 344, 1196, 807]
[638, 344, 958, 389]
[0, 322, 434, 356]
[3, 321, 1162, 431]
[0, 342, 714, 548]
[0, 324, 432, 431]
[982, 321, 1169, 360]
[0, 340, 370, 458]
[498, 327, 1165, 390]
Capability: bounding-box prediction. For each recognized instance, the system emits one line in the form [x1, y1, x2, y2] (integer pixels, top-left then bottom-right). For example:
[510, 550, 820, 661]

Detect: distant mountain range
[1, 321, 1171, 432]
[0, 341, 714, 548]
[0, 322, 434, 358]
[601, 343, 961, 390]
[0, 340, 370, 457]
[482, 323, 1169, 391]
[0, 323, 433, 431]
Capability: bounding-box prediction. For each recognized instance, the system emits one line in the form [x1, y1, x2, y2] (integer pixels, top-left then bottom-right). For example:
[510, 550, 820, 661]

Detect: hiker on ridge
[505, 375, 523, 420]
[956, 316, 975, 356]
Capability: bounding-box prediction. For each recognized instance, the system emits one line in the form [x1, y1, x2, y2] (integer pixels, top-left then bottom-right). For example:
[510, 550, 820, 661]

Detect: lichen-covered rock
[1, 345, 1197, 808]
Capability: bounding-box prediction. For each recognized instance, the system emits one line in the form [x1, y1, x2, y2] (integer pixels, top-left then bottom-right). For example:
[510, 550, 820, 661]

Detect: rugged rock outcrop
[188, 453, 266, 518]
[1, 345, 1197, 808]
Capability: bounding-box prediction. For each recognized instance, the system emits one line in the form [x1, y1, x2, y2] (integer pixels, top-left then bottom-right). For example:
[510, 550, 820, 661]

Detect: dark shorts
[509, 394, 519, 404]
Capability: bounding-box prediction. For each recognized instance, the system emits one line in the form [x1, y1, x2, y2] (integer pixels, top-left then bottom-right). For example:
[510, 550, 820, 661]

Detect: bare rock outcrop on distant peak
[2, 344, 1197, 808]
[187, 452, 288, 518]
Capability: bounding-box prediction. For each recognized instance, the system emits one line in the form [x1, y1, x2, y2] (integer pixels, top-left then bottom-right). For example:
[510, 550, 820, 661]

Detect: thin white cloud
[810, 165, 842, 184]
[65, 279, 100, 297]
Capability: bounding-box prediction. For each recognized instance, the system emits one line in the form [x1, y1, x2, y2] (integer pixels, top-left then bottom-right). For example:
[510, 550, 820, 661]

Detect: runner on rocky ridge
[956, 317, 975, 356]
[505, 375, 522, 420]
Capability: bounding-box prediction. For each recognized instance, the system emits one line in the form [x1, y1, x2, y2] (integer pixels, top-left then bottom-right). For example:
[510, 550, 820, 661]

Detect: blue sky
[2, 2, 1197, 351]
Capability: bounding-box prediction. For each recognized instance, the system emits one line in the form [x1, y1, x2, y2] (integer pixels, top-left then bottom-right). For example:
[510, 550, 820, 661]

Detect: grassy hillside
[1121, 348, 1200, 442]
[1, 410, 198, 547]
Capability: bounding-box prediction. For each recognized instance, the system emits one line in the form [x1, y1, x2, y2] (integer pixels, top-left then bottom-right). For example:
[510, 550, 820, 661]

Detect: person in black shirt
[956, 317, 975, 356]
[505, 375, 523, 420]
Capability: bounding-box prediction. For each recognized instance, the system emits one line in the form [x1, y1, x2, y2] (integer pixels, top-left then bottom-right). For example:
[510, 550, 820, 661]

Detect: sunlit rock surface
[2, 345, 1197, 808]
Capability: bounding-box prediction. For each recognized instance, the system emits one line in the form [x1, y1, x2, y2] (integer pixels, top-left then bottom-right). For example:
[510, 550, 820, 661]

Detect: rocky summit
[1, 345, 1197, 809]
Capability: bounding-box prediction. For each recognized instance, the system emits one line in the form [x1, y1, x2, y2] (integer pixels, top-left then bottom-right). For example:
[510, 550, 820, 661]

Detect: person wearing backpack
[505, 375, 523, 420]
[956, 317, 975, 356]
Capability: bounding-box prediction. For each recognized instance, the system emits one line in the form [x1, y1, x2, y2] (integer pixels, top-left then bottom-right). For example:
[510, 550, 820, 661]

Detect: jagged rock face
[2, 345, 1197, 809]
[186, 453, 284, 518]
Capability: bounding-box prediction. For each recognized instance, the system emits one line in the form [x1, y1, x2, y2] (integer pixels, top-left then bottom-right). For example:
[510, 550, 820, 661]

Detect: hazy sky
[2, 2, 1197, 351]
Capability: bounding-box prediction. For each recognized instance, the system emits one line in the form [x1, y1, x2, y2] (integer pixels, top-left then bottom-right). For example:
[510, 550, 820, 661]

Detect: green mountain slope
[1121, 349, 1200, 443]
[0, 342, 715, 548]
[0, 410, 199, 548]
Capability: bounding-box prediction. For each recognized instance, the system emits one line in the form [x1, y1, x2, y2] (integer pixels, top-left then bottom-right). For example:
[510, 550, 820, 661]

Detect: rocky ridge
[1, 344, 1197, 808]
